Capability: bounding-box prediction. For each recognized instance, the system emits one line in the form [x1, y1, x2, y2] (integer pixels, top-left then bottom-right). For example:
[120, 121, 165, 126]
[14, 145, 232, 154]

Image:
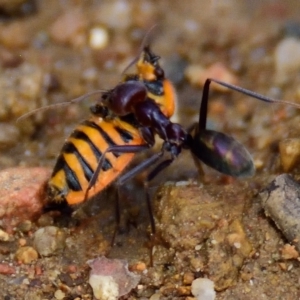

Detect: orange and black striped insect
[45, 46, 177, 212]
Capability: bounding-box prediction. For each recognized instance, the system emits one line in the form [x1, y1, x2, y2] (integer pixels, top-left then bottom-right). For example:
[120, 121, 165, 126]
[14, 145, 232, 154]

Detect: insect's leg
[84, 144, 150, 201]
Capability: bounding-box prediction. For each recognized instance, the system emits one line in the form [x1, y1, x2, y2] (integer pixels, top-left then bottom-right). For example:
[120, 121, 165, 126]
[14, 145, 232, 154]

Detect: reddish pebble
[0, 167, 51, 232]
[18, 238, 27, 246]
[0, 263, 15, 275]
[49, 9, 87, 47]
[67, 265, 78, 273]
[185, 62, 238, 92]
[35, 264, 43, 276]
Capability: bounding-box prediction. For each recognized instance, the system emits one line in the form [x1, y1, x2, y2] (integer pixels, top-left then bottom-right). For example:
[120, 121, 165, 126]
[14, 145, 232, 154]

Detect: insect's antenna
[121, 24, 158, 75]
[210, 78, 300, 109]
[17, 89, 107, 122]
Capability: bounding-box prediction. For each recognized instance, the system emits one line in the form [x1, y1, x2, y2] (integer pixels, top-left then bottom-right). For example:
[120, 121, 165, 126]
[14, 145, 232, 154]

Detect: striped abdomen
[47, 115, 145, 205]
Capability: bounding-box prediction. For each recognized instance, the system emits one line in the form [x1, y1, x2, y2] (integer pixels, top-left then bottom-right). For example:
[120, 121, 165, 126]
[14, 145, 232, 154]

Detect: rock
[15, 246, 38, 264]
[281, 244, 299, 260]
[279, 138, 300, 172]
[260, 174, 300, 252]
[0, 167, 50, 232]
[0, 21, 30, 48]
[185, 62, 238, 92]
[154, 183, 252, 290]
[0, 229, 10, 241]
[191, 278, 216, 300]
[33, 226, 66, 257]
[93, 1, 132, 30]
[207, 219, 252, 291]
[89, 26, 110, 50]
[154, 183, 248, 250]
[54, 289, 66, 300]
[0, 123, 20, 148]
[49, 8, 88, 47]
[0, 263, 15, 275]
[274, 37, 300, 84]
[0, 63, 44, 122]
[87, 257, 141, 300]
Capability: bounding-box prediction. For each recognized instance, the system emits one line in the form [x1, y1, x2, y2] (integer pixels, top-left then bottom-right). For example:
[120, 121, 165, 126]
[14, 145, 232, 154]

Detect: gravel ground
[1, 1, 300, 299]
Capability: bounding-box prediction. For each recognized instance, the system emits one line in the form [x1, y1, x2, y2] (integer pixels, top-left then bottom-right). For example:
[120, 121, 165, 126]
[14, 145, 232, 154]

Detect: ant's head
[136, 46, 165, 81]
[165, 123, 188, 153]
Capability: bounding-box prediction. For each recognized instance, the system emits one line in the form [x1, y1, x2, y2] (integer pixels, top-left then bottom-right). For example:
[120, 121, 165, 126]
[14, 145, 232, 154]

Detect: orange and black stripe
[47, 115, 146, 205]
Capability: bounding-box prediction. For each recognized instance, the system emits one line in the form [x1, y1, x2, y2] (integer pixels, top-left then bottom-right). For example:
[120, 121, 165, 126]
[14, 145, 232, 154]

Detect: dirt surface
[1, 1, 300, 299]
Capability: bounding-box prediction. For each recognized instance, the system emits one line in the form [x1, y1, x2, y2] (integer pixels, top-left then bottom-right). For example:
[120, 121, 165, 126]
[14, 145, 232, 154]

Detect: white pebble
[274, 37, 300, 84]
[0, 229, 9, 241]
[89, 274, 119, 300]
[54, 289, 66, 300]
[191, 278, 216, 300]
[89, 27, 109, 50]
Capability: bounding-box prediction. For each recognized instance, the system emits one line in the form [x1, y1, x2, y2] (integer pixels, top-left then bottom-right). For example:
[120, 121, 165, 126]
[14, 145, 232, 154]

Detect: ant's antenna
[121, 24, 158, 75]
[17, 89, 107, 122]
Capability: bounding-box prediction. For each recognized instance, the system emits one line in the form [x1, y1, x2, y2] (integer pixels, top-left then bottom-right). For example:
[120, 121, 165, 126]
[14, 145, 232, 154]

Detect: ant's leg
[118, 155, 174, 266]
[144, 158, 174, 232]
[209, 78, 300, 107]
[110, 150, 165, 247]
[199, 78, 300, 131]
[84, 144, 150, 201]
[186, 123, 206, 181]
[82, 144, 149, 247]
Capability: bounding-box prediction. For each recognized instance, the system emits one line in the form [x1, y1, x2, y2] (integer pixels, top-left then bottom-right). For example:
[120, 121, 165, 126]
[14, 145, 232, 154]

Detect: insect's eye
[154, 67, 164, 79]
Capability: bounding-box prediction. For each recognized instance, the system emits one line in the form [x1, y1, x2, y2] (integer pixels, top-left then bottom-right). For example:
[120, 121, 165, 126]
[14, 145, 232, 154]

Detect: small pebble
[0, 123, 20, 149]
[15, 246, 38, 264]
[0, 229, 10, 241]
[130, 261, 147, 272]
[0, 21, 30, 48]
[281, 244, 299, 260]
[17, 220, 32, 233]
[191, 278, 216, 300]
[54, 289, 66, 300]
[89, 27, 109, 50]
[94, 1, 132, 30]
[0, 263, 15, 275]
[88, 257, 141, 300]
[183, 272, 195, 285]
[274, 37, 300, 84]
[49, 8, 87, 47]
[33, 226, 66, 256]
[279, 138, 300, 172]
[18, 238, 27, 246]
[185, 62, 238, 92]
[149, 293, 162, 300]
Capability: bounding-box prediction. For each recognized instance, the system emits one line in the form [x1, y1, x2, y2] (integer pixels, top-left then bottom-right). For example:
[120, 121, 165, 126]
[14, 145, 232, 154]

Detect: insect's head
[136, 46, 165, 81]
